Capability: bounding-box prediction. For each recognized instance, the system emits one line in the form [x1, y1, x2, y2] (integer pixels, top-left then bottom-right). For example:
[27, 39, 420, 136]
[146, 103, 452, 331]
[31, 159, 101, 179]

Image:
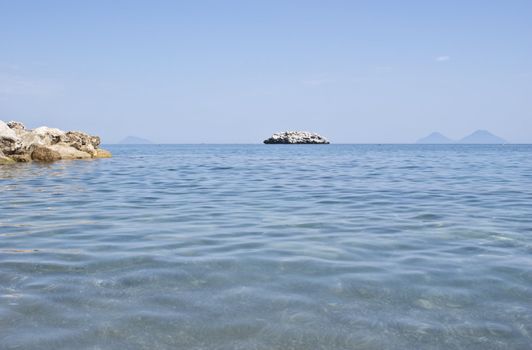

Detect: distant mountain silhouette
[416, 130, 508, 144]
[417, 132, 453, 144]
[459, 130, 506, 144]
[119, 136, 154, 144]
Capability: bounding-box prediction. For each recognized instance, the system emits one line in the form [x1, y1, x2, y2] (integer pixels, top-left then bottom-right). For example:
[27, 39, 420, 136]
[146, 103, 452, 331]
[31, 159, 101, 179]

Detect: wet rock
[263, 131, 330, 144]
[0, 150, 15, 164]
[94, 148, 112, 158]
[8, 153, 32, 162]
[0, 120, 111, 164]
[0, 157, 15, 164]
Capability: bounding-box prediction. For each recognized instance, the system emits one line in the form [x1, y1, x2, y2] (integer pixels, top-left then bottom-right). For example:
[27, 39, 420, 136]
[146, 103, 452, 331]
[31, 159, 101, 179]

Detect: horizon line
[104, 142, 525, 145]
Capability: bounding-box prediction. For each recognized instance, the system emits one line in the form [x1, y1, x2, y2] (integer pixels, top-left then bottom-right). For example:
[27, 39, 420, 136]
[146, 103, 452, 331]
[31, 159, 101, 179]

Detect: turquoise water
[1, 144, 531, 349]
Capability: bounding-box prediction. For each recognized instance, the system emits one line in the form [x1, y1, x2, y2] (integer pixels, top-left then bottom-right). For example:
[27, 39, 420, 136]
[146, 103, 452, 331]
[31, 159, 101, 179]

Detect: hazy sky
[1, 0, 531, 143]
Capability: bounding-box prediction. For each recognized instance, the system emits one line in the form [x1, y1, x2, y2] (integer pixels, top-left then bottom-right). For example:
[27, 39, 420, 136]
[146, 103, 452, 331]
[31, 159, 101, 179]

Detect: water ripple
[1, 144, 532, 349]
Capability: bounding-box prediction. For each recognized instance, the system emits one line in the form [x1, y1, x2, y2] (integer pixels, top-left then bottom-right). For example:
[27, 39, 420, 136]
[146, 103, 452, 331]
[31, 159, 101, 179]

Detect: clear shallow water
[1, 144, 531, 350]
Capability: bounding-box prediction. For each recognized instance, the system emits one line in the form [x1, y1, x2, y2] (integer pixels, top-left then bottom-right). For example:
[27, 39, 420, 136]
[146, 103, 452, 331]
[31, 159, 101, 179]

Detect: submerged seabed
[1, 144, 531, 350]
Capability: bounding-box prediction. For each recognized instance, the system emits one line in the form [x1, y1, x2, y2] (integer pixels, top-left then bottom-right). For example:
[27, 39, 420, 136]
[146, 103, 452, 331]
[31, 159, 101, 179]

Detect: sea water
[1, 144, 531, 349]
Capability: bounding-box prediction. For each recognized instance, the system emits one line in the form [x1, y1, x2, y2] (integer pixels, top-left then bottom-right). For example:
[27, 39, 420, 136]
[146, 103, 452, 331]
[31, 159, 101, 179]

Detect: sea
[1, 144, 531, 350]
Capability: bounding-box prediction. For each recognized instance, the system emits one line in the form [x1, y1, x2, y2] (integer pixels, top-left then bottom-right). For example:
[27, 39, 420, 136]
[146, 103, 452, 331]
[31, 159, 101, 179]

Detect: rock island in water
[263, 131, 330, 144]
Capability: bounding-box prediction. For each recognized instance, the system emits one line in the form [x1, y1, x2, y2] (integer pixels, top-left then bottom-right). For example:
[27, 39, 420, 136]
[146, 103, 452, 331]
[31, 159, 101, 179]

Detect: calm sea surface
[1, 144, 531, 349]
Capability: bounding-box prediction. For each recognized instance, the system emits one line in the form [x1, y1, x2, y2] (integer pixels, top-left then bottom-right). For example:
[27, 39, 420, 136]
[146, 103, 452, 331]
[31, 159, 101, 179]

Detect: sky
[1, 0, 531, 143]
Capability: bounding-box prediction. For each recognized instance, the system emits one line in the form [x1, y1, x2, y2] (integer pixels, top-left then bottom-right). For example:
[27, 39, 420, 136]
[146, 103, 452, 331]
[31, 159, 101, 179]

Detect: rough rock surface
[263, 131, 330, 144]
[0, 121, 20, 153]
[0, 120, 111, 163]
[31, 145, 62, 162]
[7, 121, 25, 130]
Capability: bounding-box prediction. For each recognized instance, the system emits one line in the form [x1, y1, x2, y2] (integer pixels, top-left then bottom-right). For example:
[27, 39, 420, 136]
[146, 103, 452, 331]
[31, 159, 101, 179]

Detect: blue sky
[1, 0, 531, 143]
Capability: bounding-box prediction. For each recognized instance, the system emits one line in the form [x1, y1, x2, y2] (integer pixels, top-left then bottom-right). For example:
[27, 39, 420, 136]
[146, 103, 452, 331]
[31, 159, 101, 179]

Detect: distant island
[264, 131, 330, 144]
[417, 132, 453, 144]
[458, 130, 506, 144]
[417, 130, 507, 144]
[119, 136, 154, 144]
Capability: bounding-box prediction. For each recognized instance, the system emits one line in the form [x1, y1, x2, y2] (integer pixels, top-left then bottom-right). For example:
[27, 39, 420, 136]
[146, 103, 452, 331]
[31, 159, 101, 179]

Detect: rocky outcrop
[0, 120, 111, 163]
[264, 131, 330, 144]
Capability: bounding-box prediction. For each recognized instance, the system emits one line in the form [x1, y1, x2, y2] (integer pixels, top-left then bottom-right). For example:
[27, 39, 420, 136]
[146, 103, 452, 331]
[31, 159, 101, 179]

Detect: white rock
[0, 120, 19, 142]
[0, 120, 22, 154]
[264, 131, 330, 144]
[33, 126, 65, 138]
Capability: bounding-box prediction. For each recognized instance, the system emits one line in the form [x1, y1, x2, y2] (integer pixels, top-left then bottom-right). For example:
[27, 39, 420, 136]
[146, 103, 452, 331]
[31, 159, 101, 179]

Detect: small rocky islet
[264, 131, 330, 144]
[0, 120, 111, 164]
